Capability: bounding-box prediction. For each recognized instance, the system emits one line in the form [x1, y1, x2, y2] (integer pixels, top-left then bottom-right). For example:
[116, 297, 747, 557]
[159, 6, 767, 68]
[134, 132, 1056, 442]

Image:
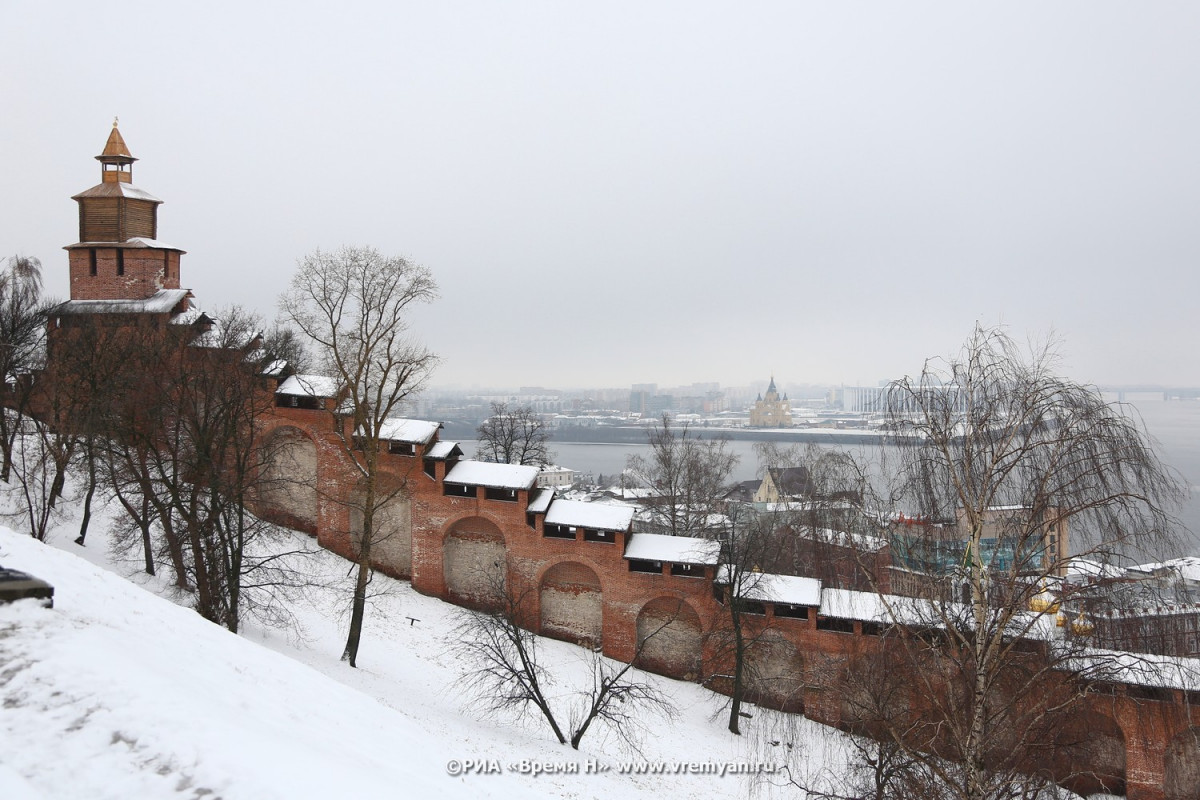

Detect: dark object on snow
[0, 565, 54, 608]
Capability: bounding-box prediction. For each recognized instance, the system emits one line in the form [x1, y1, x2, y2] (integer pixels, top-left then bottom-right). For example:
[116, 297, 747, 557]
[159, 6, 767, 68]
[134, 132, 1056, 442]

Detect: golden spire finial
[113, 116, 119, 128]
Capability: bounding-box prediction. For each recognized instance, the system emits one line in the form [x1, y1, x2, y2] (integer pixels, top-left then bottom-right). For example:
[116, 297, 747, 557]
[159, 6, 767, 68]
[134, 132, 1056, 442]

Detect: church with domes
[749, 376, 793, 428]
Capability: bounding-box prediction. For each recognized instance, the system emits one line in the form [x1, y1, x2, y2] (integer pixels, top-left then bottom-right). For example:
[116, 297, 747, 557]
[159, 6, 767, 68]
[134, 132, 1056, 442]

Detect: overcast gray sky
[5, 2, 1199, 390]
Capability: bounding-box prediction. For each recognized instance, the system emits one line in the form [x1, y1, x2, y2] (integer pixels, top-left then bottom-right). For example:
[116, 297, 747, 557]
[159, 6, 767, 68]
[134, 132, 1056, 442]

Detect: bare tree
[475, 401, 552, 466]
[707, 507, 786, 736]
[861, 325, 1186, 799]
[453, 567, 673, 750]
[626, 414, 738, 537]
[280, 245, 438, 667]
[86, 307, 314, 632]
[0, 255, 46, 484]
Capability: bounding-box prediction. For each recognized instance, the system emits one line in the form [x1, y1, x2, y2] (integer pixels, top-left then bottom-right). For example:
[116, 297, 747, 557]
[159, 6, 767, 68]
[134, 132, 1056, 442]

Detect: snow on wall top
[527, 488, 555, 515]
[734, 572, 822, 607]
[444, 461, 539, 490]
[375, 418, 440, 445]
[260, 359, 288, 378]
[820, 587, 895, 622]
[422, 441, 458, 460]
[51, 288, 191, 316]
[545, 499, 634, 532]
[276, 374, 340, 398]
[624, 533, 720, 565]
[819, 587, 970, 628]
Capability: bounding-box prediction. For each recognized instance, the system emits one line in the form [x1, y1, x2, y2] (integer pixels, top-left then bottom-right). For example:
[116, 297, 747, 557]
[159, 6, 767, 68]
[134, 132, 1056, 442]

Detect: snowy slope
[0, 510, 854, 800]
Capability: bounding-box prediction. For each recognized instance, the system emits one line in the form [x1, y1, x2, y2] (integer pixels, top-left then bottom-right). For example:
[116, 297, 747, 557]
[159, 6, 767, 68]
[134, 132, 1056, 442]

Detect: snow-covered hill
[0, 506, 854, 799]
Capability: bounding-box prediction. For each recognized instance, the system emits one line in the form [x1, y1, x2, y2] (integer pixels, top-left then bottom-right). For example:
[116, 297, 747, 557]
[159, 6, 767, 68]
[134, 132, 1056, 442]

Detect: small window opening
[544, 524, 576, 540]
[117, 250, 125, 276]
[817, 616, 855, 633]
[775, 604, 809, 620]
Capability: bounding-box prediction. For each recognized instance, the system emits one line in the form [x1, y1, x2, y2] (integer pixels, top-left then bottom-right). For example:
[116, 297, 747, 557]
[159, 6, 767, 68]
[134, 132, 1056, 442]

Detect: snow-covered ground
[0, 493, 856, 799]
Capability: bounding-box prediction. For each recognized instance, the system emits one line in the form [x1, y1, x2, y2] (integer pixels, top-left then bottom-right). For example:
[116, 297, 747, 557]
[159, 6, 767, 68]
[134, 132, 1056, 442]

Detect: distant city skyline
[6, 3, 1199, 389]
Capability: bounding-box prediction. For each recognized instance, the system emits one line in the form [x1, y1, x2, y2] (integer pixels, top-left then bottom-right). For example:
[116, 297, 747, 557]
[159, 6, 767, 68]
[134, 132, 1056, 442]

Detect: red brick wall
[245, 397, 1200, 799]
[68, 247, 180, 301]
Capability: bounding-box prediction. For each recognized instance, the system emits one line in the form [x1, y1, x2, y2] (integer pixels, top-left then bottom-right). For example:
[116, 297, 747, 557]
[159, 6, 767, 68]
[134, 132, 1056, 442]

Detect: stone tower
[65, 120, 186, 301]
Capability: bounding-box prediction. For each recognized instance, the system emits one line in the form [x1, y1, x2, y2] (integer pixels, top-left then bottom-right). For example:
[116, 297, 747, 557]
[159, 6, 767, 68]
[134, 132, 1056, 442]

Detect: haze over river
[466, 395, 1200, 554]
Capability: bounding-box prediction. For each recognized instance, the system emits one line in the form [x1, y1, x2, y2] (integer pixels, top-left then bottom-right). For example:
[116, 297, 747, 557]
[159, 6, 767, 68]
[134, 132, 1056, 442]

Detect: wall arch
[1048, 709, 1125, 798]
[538, 561, 603, 646]
[747, 630, 804, 712]
[443, 516, 507, 610]
[258, 425, 318, 533]
[349, 476, 412, 577]
[635, 597, 702, 680]
[1164, 726, 1200, 800]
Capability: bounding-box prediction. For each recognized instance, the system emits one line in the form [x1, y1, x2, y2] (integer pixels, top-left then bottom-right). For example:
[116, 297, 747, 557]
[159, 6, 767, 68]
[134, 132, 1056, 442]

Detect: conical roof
[97, 118, 136, 164]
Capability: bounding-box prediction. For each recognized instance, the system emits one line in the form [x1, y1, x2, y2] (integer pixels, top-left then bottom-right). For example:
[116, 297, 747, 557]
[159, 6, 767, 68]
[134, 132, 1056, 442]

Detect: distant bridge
[1096, 386, 1200, 402]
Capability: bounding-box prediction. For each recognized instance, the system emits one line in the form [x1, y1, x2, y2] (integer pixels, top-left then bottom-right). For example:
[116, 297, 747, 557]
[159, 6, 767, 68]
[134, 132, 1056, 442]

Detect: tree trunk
[342, 559, 371, 667]
[343, 477, 376, 667]
[76, 442, 97, 545]
[728, 610, 745, 735]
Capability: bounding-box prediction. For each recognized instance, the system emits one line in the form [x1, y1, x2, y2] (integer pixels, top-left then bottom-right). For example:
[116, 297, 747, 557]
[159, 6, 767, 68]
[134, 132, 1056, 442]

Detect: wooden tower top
[71, 120, 164, 244]
[95, 118, 137, 184]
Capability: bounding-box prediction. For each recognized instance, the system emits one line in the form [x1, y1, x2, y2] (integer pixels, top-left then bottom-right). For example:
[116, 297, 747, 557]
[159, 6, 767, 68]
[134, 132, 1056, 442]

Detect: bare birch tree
[280, 245, 438, 667]
[863, 325, 1186, 799]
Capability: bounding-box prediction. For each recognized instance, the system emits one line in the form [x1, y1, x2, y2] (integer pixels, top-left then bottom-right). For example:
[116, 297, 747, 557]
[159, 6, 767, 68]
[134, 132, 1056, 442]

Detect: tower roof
[97, 118, 137, 165]
[767, 375, 777, 393]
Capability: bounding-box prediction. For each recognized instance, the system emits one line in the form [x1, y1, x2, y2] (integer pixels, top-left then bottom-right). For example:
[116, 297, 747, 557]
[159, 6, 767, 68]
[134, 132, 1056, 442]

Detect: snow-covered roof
[624, 533, 720, 565]
[1130, 557, 1200, 583]
[820, 587, 924, 625]
[260, 359, 288, 378]
[276, 374, 340, 398]
[1063, 558, 1126, 581]
[444, 461, 539, 491]
[72, 181, 163, 203]
[65, 237, 185, 252]
[1060, 647, 1200, 692]
[716, 569, 821, 606]
[425, 441, 461, 460]
[545, 500, 635, 532]
[374, 418, 440, 445]
[527, 488, 555, 515]
[50, 289, 191, 316]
